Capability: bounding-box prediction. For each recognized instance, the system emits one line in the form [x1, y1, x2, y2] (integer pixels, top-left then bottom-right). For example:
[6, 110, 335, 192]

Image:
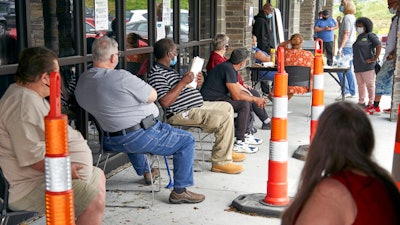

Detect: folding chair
[0, 168, 39, 225]
[285, 65, 312, 117]
[286, 66, 311, 91]
[90, 115, 161, 208]
[157, 103, 213, 172]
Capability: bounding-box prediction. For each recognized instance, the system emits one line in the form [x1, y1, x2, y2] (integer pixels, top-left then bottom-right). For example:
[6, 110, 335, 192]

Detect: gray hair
[213, 33, 229, 51]
[91, 36, 119, 62]
[229, 48, 249, 64]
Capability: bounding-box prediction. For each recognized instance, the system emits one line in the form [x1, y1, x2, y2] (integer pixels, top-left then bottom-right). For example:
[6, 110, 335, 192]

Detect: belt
[105, 115, 156, 137]
[166, 113, 174, 119]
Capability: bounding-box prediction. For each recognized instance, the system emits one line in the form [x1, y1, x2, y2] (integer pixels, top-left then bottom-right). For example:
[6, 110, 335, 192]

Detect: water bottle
[270, 48, 276, 64]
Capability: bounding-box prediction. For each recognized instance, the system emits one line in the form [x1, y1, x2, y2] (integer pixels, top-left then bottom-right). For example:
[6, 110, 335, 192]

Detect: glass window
[125, 1, 150, 75]
[0, 0, 17, 65]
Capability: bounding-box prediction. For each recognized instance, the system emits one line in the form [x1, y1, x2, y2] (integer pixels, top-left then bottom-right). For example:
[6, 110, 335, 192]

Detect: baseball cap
[322, 10, 329, 16]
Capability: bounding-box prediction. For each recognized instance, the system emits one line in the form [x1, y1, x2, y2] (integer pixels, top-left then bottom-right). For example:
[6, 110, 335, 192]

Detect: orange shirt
[284, 48, 314, 94]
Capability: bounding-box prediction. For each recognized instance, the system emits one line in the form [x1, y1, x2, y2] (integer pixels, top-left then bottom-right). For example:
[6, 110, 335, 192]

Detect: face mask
[356, 27, 364, 34]
[322, 17, 327, 20]
[339, 5, 344, 12]
[170, 55, 177, 66]
[266, 13, 273, 19]
[389, 7, 397, 14]
[253, 43, 257, 50]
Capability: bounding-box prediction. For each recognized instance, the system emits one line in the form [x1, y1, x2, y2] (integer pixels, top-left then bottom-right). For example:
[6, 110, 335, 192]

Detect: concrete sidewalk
[29, 72, 397, 225]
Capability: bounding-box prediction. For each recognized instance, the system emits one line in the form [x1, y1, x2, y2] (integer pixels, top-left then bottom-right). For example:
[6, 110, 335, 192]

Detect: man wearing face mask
[148, 38, 247, 173]
[365, 0, 399, 115]
[252, 3, 275, 54]
[314, 10, 338, 66]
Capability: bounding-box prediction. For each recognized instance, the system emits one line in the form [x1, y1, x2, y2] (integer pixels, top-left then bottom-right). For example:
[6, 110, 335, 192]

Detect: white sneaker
[244, 133, 263, 145]
[233, 140, 259, 154]
[335, 94, 351, 101]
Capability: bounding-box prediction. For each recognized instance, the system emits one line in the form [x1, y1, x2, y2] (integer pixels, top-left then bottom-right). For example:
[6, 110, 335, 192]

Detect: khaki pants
[168, 101, 235, 165]
[9, 167, 103, 217]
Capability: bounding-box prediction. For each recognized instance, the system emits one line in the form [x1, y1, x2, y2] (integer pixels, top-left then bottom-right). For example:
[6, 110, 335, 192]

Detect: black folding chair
[0, 168, 39, 225]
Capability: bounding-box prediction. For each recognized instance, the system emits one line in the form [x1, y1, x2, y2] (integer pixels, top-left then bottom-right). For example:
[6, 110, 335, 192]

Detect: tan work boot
[211, 163, 244, 174]
[232, 152, 246, 162]
[144, 168, 160, 185]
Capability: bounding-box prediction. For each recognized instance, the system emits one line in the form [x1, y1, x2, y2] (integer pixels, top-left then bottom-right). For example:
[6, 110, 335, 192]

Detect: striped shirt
[148, 63, 203, 115]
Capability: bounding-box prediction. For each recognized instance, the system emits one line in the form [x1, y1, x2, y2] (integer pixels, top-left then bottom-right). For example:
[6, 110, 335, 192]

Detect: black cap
[322, 10, 329, 16]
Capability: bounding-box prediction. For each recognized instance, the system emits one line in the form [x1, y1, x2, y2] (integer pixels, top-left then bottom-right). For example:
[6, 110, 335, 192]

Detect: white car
[125, 10, 148, 23]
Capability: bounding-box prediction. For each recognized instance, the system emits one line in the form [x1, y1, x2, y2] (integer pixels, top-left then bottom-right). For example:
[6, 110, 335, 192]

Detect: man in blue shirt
[314, 10, 338, 66]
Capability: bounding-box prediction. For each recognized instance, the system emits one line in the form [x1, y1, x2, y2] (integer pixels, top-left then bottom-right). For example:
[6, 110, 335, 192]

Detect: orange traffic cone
[44, 72, 75, 225]
[264, 46, 290, 206]
[310, 38, 325, 141]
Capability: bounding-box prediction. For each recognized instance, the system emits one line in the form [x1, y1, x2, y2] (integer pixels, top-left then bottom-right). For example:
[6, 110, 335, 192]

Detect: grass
[333, 0, 393, 35]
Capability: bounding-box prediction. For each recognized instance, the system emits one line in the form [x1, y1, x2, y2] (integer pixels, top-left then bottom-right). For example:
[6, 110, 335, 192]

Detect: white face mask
[389, 7, 397, 14]
[356, 27, 364, 34]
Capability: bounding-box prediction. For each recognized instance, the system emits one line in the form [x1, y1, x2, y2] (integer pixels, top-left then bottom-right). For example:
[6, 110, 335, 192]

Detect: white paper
[188, 56, 204, 88]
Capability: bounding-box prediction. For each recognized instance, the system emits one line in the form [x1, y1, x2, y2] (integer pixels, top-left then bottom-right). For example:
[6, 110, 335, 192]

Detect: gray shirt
[338, 14, 356, 48]
[353, 33, 381, 73]
[75, 67, 159, 132]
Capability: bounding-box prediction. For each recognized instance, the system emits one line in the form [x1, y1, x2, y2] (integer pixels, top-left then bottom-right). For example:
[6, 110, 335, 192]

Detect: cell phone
[141, 115, 155, 130]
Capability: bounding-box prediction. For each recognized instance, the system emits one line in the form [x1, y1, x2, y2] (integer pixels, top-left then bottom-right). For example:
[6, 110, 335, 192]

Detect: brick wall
[390, 21, 400, 121]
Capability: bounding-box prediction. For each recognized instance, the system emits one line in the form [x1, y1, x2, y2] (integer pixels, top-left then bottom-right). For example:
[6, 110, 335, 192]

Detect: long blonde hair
[342, 0, 356, 15]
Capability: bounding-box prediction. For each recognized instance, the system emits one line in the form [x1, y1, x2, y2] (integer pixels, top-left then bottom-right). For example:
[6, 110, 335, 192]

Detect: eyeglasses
[112, 52, 122, 57]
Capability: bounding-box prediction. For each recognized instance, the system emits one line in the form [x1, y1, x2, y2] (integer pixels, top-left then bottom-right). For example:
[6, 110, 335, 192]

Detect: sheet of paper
[188, 56, 204, 88]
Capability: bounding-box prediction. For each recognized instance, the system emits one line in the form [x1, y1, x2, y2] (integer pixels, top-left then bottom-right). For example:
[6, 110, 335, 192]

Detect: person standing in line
[365, 0, 399, 115]
[352, 17, 381, 109]
[314, 10, 338, 66]
[313, 11, 323, 40]
[281, 102, 400, 225]
[336, 0, 357, 101]
[252, 3, 275, 54]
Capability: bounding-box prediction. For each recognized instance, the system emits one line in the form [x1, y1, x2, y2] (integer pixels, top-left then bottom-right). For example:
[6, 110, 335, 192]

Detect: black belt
[166, 113, 174, 119]
[105, 115, 156, 137]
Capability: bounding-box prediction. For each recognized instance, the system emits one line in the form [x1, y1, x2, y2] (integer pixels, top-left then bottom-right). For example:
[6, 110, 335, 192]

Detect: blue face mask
[170, 55, 177, 66]
[339, 5, 344, 12]
[266, 13, 273, 19]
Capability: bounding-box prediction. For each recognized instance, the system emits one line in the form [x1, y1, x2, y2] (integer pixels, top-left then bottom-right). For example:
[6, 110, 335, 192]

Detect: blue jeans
[337, 47, 356, 96]
[103, 120, 195, 188]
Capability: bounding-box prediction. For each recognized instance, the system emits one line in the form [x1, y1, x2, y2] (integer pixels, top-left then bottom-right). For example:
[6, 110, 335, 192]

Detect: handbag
[375, 59, 381, 74]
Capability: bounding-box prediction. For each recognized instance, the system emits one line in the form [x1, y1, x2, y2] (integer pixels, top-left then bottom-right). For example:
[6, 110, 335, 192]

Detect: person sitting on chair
[126, 32, 149, 76]
[0, 46, 106, 225]
[201, 48, 267, 154]
[206, 34, 271, 131]
[278, 33, 314, 99]
[75, 36, 205, 204]
[147, 38, 245, 174]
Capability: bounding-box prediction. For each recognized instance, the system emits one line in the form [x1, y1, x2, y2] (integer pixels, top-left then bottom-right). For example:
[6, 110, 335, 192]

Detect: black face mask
[322, 17, 328, 20]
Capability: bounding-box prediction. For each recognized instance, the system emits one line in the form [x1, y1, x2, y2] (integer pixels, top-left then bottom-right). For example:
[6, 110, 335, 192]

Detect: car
[125, 20, 150, 39]
[381, 35, 387, 48]
[85, 18, 107, 39]
[125, 9, 148, 23]
[0, 0, 15, 36]
[125, 20, 189, 42]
